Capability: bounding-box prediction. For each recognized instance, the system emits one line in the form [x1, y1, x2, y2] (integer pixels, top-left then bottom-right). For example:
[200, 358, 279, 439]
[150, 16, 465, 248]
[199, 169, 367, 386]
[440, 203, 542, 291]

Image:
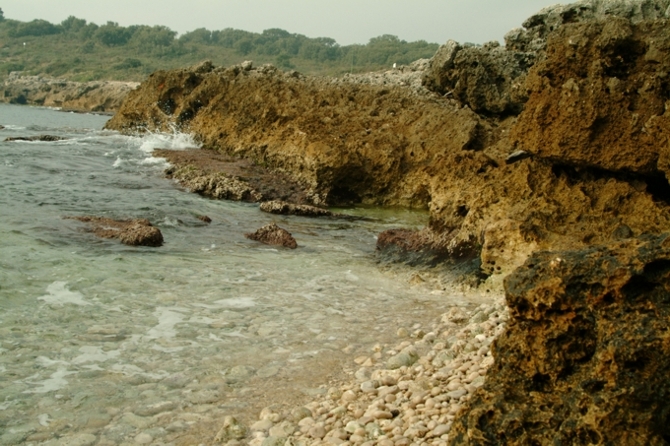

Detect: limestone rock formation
[106, 61, 485, 208]
[1, 73, 139, 112]
[245, 223, 298, 249]
[505, 0, 670, 53]
[423, 0, 670, 116]
[68, 216, 163, 247]
[510, 17, 670, 177]
[423, 40, 535, 115]
[105, 1, 670, 282]
[449, 234, 670, 445]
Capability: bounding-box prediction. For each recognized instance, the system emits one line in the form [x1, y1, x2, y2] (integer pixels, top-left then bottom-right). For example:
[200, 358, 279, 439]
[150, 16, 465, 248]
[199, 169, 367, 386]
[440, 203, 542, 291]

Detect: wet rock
[245, 223, 298, 249]
[450, 234, 670, 445]
[68, 216, 163, 247]
[215, 416, 248, 442]
[5, 135, 67, 142]
[197, 215, 212, 223]
[259, 200, 333, 217]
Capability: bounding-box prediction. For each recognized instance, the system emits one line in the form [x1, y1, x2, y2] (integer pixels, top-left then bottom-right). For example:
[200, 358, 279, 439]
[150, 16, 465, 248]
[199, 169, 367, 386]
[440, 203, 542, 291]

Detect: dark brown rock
[197, 215, 212, 223]
[450, 234, 670, 445]
[68, 216, 163, 247]
[245, 223, 297, 249]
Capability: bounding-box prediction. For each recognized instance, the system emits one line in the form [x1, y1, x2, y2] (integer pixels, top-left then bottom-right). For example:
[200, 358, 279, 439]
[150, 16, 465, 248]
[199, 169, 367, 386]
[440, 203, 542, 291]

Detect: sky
[1, 1, 560, 46]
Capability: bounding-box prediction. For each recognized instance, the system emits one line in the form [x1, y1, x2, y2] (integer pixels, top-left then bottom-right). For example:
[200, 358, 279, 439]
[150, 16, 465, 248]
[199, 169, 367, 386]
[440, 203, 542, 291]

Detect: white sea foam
[145, 307, 187, 340]
[136, 128, 201, 154]
[38, 282, 91, 306]
[23, 368, 76, 394]
[72, 346, 121, 364]
[212, 297, 257, 308]
[38, 413, 51, 426]
[112, 156, 123, 168]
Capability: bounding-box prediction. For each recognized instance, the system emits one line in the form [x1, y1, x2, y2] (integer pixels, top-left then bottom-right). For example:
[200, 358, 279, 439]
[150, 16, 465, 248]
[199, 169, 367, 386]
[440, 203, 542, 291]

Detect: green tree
[0, 8, 5, 22]
[95, 22, 131, 46]
[8, 19, 62, 37]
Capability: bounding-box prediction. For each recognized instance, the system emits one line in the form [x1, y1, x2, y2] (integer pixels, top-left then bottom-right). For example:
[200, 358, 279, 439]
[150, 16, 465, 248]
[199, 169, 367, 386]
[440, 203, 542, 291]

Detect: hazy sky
[1, 1, 559, 45]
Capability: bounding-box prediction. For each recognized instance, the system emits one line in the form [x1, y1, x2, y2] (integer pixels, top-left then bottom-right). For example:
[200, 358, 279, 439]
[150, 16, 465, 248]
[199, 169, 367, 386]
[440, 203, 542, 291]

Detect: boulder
[245, 223, 298, 249]
[450, 234, 670, 445]
[68, 216, 163, 247]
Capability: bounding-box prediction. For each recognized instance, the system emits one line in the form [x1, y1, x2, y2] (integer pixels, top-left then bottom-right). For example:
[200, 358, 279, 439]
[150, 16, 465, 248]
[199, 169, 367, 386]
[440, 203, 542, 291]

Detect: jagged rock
[0, 72, 138, 112]
[505, 0, 670, 53]
[259, 200, 333, 217]
[68, 216, 163, 247]
[425, 0, 670, 116]
[245, 223, 297, 249]
[423, 41, 535, 115]
[5, 135, 67, 142]
[510, 17, 670, 177]
[450, 234, 670, 445]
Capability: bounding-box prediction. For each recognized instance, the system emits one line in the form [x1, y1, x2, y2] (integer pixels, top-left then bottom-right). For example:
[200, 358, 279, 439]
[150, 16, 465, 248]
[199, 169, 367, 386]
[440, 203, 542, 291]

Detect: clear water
[0, 104, 481, 445]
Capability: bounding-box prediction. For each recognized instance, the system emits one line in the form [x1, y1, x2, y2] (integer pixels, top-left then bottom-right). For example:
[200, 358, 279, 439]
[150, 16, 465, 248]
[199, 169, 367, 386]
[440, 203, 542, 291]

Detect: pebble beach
[216, 295, 508, 446]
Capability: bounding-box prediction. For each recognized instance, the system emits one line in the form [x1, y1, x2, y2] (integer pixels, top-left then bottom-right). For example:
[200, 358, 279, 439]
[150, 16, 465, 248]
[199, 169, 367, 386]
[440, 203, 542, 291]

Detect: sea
[0, 103, 482, 445]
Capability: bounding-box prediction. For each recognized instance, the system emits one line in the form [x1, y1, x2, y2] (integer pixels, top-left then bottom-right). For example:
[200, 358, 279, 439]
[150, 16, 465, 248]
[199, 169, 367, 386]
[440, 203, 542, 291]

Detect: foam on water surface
[37, 282, 91, 306]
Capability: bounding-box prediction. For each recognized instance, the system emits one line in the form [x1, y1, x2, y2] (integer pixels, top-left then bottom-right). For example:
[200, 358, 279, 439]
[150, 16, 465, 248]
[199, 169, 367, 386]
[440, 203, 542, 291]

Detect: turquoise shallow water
[0, 103, 478, 445]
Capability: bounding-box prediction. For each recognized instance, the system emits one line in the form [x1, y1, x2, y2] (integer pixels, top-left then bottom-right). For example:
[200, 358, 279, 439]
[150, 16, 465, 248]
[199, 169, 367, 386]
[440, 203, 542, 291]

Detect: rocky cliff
[0, 72, 139, 113]
[102, 0, 670, 443]
[105, 2, 670, 279]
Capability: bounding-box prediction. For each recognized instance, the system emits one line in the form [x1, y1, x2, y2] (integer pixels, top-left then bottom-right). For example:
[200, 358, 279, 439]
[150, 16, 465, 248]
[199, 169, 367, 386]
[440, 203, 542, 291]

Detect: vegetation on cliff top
[0, 13, 438, 82]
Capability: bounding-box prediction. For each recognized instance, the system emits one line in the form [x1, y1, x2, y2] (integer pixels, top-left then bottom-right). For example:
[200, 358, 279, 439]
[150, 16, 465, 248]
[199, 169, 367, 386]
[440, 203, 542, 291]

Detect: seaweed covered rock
[450, 234, 670, 445]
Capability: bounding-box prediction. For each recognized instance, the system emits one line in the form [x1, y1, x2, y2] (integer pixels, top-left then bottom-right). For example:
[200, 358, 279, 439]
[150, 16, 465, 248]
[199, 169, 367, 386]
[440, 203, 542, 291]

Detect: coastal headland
[37, 0, 670, 444]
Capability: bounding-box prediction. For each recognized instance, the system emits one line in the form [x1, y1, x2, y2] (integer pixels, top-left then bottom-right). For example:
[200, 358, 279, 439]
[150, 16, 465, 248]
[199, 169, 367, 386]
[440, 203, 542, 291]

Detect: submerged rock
[450, 234, 670, 445]
[68, 216, 163, 247]
[5, 135, 67, 142]
[259, 200, 333, 217]
[245, 223, 298, 249]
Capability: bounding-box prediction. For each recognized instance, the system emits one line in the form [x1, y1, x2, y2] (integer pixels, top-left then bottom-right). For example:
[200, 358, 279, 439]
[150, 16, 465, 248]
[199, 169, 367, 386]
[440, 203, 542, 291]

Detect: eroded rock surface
[450, 234, 670, 445]
[155, 148, 310, 204]
[1, 73, 139, 113]
[69, 216, 163, 247]
[245, 223, 298, 249]
[510, 17, 670, 176]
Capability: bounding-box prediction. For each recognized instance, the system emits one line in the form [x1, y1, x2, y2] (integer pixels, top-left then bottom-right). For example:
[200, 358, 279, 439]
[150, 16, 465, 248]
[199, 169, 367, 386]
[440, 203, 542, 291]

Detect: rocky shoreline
[0, 72, 138, 113]
[97, 0, 670, 444]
